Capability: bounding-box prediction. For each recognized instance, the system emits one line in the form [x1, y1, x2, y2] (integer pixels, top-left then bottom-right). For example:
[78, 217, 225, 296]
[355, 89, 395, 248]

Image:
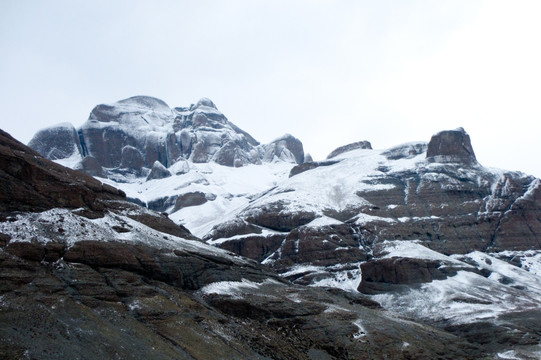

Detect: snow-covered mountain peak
[29, 96, 306, 179]
[89, 95, 174, 128]
[194, 97, 218, 109]
[117, 95, 172, 112]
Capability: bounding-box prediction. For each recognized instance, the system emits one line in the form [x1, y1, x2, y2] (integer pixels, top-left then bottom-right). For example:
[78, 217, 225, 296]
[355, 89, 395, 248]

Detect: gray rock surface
[28, 96, 306, 176]
[426, 127, 477, 164]
[259, 134, 305, 164]
[146, 160, 172, 180]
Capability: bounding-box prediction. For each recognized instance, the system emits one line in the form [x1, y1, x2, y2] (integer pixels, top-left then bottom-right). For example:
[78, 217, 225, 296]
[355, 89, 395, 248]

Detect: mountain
[28, 96, 305, 181]
[25, 96, 541, 358]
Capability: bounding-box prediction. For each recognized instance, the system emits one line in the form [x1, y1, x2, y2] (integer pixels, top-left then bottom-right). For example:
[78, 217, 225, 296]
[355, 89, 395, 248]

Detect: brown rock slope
[208, 128, 541, 277]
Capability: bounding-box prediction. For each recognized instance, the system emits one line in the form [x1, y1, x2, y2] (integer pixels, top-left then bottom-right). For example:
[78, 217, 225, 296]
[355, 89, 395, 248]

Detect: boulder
[173, 191, 209, 211]
[146, 161, 172, 181]
[213, 141, 243, 167]
[190, 142, 208, 163]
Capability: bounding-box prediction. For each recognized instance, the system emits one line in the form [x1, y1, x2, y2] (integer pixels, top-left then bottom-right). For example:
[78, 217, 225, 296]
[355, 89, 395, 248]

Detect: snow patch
[303, 216, 343, 228]
[352, 319, 367, 339]
[378, 240, 467, 265]
[200, 278, 279, 299]
[0, 207, 248, 264]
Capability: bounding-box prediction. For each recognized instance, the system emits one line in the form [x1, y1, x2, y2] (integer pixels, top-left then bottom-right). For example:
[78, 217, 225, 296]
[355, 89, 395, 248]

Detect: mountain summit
[29, 96, 305, 179]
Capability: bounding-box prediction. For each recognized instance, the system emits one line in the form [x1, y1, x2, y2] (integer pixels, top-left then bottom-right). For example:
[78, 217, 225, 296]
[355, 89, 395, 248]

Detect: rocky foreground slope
[26, 96, 541, 359]
[0, 128, 494, 359]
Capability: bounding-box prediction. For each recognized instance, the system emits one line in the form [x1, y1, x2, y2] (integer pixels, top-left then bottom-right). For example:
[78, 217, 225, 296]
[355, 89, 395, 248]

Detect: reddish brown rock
[0, 129, 124, 213]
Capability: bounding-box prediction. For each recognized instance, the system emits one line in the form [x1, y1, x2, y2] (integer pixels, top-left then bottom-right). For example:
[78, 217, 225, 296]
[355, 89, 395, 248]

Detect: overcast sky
[1, 0, 540, 177]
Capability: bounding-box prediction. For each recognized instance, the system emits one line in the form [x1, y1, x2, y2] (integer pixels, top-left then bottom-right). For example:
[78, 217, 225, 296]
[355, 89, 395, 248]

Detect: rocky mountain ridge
[0, 128, 493, 359]
[24, 97, 541, 359]
[29, 96, 305, 182]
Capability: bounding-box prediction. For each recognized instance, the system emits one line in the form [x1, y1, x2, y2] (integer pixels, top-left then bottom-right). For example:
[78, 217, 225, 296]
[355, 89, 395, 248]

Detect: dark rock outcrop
[289, 160, 340, 177]
[212, 140, 252, 167]
[173, 192, 209, 211]
[327, 140, 372, 159]
[358, 257, 459, 294]
[218, 235, 286, 263]
[269, 223, 368, 271]
[426, 127, 477, 164]
[244, 201, 317, 232]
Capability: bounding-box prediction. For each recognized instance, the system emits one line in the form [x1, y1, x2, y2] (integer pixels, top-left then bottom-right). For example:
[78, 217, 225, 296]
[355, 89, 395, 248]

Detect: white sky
[0, 0, 540, 177]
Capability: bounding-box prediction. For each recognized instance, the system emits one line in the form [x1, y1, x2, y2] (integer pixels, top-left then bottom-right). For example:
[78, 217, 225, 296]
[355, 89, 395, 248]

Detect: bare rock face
[120, 145, 144, 172]
[260, 134, 305, 164]
[327, 140, 372, 159]
[27, 123, 82, 161]
[213, 140, 253, 167]
[28, 96, 305, 178]
[218, 234, 285, 263]
[426, 127, 477, 164]
[358, 257, 461, 294]
[268, 223, 368, 273]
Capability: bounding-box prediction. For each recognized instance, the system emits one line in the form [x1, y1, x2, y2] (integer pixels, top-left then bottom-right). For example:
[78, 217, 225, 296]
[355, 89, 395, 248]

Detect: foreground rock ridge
[1, 129, 493, 359]
[21, 97, 541, 359]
